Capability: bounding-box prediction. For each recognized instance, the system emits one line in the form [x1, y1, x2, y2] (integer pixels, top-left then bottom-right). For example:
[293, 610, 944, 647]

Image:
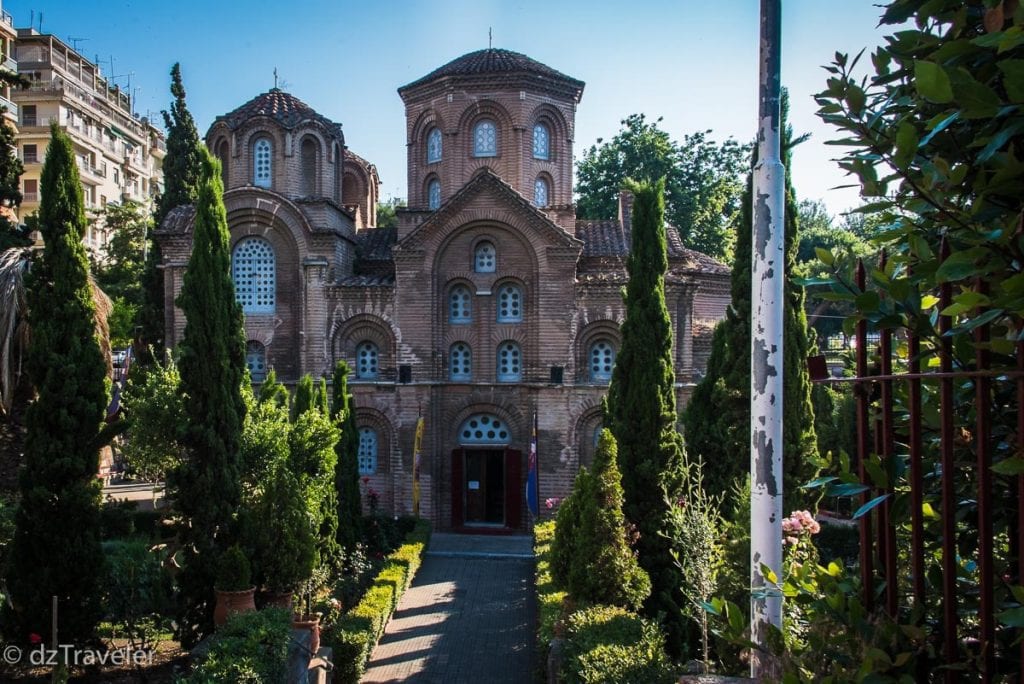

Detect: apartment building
[11, 29, 164, 254]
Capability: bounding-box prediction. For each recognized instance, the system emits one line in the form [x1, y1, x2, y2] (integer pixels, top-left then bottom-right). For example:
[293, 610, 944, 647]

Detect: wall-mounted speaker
[398, 365, 412, 384]
[549, 366, 564, 385]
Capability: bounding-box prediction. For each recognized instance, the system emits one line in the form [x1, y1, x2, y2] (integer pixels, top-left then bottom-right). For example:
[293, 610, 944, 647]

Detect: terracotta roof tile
[216, 89, 342, 135]
[574, 219, 729, 275]
[355, 226, 396, 261]
[399, 48, 584, 96]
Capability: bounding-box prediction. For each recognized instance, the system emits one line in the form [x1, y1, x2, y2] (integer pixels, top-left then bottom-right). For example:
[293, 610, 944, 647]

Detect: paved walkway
[361, 534, 536, 683]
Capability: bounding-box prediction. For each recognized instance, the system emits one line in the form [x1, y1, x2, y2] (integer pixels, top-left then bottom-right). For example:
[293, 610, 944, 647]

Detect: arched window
[216, 139, 230, 188]
[534, 177, 549, 207]
[300, 137, 317, 196]
[474, 242, 496, 273]
[589, 340, 616, 382]
[449, 343, 472, 381]
[355, 341, 379, 379]
[232, 237, 275, 313]
[458, 413, 510, 445]
[426, 127, 442, 164]
[357, 427, 378, 475]
[246, 341, 267, 382]
[532, 123, 550, 160]
[428, 178, 441, 210]
[496, 284, 523, 323]
[497, 341, 522, 382]
[473, 119, 497, 157]
[253, 137, 272, 188]
[449, 285, 471, 324]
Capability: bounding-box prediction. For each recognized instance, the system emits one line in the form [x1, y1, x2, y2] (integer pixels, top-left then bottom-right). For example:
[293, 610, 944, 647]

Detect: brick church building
[156, 48, 730, 531]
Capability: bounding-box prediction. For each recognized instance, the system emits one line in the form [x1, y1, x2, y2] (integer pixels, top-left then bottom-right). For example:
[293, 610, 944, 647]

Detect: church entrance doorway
[451, 413, 522, 530]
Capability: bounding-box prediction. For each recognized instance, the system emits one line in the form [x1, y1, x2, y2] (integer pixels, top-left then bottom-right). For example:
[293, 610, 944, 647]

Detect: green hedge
[561, 605, 674, 684]
[186, 607, 292, 683]
[325, 519, 431, 683]
[535, 519, 674, 684]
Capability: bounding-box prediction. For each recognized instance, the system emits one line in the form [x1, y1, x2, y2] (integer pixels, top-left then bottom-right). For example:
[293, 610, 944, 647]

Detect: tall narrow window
[426, 127, 442, 164]
[532, 123, 550, 160]
[497, 341, 522, 382]
[449, 343, 472, 381]
[496, 284, 523, 323]
[246, 341, 267, 382]
[474, 242, 496, 273]
[449, 285, 471, 324]
[300, 137, 317, 196]
[357, 428, 378, 475]
[473, 120, 497, 157]
[216, 139, 230, 188]
[232, 237, 276, 313]
[253, 137, 272, 188]
[534, 177, 549, 207]
[355, 341, 379, 379]
[589, 340, 616, 382]
[428, 178, 441, 210]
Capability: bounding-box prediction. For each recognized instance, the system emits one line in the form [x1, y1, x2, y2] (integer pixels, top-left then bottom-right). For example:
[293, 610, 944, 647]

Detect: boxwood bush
[186, 607, 291, 683]
[324, 519, 431, 683]
[561, 605, 674, 684]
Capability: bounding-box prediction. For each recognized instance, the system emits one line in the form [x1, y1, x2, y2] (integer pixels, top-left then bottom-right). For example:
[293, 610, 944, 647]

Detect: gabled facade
[157, 49, 730, 531]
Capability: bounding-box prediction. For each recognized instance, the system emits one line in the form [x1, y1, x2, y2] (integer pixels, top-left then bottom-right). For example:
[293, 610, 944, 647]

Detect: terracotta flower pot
[264, 590, 294, 609]
[292, 613, 321, 654]
[214, 587, 257, 626]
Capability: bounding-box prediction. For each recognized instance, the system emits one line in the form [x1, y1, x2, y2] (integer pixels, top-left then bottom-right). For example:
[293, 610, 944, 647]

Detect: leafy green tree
[330, 361, 361, 554]
[683, 94, 819, 509]
[121, 350, 185, 482]
[170, 148, 246, 647]
[291, 374, 314, 421]
[375, 198, 405, 229]
[4, 124, 108, 643]
[576, 115, 750, 262]
[139, 63, 204, 358]
[565, 430, 651, 611]
[0, 105, 25, 249]
[92, 200, 151, 304]
[605, 177, 689, 655]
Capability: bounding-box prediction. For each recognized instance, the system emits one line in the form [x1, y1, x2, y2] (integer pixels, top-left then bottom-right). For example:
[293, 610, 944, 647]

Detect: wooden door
[505, 448, 522, 530]
[451, 448, 464, 528]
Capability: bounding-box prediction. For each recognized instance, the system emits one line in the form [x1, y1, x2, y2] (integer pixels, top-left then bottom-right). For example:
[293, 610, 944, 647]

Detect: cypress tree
[683, 93, 818, 508]
[566, 429, 651, 611]
[170, 148, 246, 647]
[330, 361, 361, 554]
[4, 124, 108, 642]
[139, 63, 204, 359]
[605, 177, 689, 655]
[292, 374, 314, 421]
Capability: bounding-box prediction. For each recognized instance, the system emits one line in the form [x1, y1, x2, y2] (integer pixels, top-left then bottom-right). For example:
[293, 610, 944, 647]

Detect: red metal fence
[810, 251, 1023, 681]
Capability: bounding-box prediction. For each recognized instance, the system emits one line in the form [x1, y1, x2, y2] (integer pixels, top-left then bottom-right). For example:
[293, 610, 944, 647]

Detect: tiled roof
[157, 204, 196, 234]
[574, 219, 729, 275]
[355, 226, 396, 261]
[215, 89, 342, 135]
[399, 48, 584, 96]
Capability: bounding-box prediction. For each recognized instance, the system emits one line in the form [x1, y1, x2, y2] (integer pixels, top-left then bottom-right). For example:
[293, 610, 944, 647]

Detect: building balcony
[21, 153, 38, 164]
[2, 56, 15, 74]
[0, 94, 16, 119]
[1, 10, 12, 27]
[22, 192, 38, 203]
[77, 160, 106, 181]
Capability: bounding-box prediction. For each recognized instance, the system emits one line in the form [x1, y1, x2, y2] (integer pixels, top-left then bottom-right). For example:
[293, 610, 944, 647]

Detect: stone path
[361, 534, 536, 683]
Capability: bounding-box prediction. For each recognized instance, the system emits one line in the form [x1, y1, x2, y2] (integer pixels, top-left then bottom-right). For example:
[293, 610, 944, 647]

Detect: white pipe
[750, 0, 784, 678]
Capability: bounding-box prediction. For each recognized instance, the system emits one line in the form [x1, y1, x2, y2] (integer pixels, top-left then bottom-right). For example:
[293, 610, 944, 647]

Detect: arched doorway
[451, 414, 521, 530]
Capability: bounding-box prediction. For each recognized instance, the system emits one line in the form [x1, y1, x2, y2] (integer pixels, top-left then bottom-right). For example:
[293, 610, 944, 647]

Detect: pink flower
[545, 497, 561, 509]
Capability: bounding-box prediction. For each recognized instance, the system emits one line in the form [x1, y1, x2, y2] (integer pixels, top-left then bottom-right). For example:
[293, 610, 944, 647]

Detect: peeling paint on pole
[751, 0, 784, 678]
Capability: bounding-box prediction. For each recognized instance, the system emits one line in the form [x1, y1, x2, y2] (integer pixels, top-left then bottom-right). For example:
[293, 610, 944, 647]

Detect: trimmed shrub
[323, 519, 431, 683]
[186, 607, 291, 683]
[534, 520, 567, 667]
[549, 471, 585, 589]
[561, 605, 674, 684]
[566, 430, 650, 611]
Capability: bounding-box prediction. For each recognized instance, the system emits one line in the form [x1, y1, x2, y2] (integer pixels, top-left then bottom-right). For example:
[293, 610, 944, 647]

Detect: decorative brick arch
[223, 188, 312, 257]
[445, 399, 527, 447]
[572, 402, 606, 471]
[574, 319, 622, 383]
[331, 313, 398, 382]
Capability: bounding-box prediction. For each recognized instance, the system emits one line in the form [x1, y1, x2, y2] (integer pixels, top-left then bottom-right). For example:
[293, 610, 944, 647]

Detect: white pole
[751, 0, 785, 678]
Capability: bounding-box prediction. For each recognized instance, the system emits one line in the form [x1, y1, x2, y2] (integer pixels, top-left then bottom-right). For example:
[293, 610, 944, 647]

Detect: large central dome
[399, 48, 584, 99]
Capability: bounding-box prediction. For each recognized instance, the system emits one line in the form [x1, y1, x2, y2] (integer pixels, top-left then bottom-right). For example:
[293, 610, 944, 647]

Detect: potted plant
[251, 466, 317, 607]
[213, 544, 256, 626]
[291, 567, 330, 655]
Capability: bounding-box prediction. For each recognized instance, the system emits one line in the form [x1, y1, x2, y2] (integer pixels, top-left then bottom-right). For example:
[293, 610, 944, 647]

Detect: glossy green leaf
[992, 456, 1024, 475]
[998, 59, 1024, 102]
[853, 493, 891, 519]
[893, 122, 918, 170]
[915, 60, 954, 102]
[816, 246, 836, 266]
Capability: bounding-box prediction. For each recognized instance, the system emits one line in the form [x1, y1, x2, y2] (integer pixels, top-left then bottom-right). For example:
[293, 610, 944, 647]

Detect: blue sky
[6, 0, 893, 217]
